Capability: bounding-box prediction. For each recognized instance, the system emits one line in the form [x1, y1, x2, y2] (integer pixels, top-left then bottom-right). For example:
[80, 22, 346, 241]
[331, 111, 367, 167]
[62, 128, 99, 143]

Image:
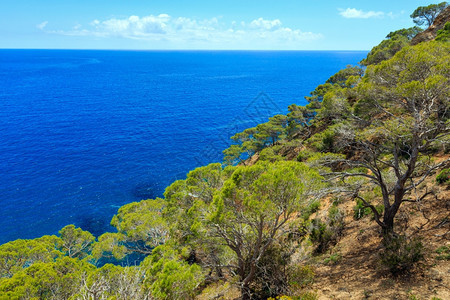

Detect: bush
[301, 201, 321, 220]
[306, 129, 336, 152]
[380, 234, 424, 275]
[309, 206, 344, 254]
[436, 22, 450, 42]
[288, 265, 315, 290]
[323, 253, 341, 265]
[297, 149, 314, 162]
[353, 200, 383, 220]
[436, 168, 450, 184]
[268, 292, 318, 300]
[309, 219, 334, 253]
[252, 244, 292, 299]
[353, 199, 371, 219]
[435, 245, 450, 260]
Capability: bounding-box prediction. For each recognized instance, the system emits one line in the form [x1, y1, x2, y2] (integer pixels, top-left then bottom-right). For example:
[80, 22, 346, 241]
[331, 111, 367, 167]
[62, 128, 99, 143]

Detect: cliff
[411, 6, 450, 45]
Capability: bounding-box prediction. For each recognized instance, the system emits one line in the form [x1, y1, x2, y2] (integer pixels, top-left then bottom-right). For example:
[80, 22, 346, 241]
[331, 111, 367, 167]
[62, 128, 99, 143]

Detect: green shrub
[301, 201, 321, 220]
[380, 234, 424, 275]
[436, 168, 450, 184]
[327, 205, 342, 224]
[306, 129, 336, 152]
[309, 219, 332, 253]
[323, 253, 341, 265]
[288, 265, 315, 289]
[353, 199, 371, 219]
[299, 292, 319, 300]
[435, 245, 450, 260]
[309, 206, 344, 253]
[353, 199, 383, 220]
[259, 146, 284, 162]
[297, 149, 314, 162]
[436, 22, 450, 42]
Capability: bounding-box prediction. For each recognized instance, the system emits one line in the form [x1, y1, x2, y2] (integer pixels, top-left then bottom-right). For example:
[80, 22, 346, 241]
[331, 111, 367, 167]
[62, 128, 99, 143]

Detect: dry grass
[304, 175, 450, 300]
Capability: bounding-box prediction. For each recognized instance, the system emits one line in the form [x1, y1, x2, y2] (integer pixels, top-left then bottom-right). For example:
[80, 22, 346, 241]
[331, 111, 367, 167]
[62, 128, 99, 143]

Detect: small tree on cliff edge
[410, 2, 449, 28]
[335, 41, 449, 235]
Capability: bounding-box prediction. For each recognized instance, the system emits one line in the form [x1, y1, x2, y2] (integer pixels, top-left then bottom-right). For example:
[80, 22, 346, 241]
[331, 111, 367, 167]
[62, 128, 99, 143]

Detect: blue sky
[0, 0, 437, 50]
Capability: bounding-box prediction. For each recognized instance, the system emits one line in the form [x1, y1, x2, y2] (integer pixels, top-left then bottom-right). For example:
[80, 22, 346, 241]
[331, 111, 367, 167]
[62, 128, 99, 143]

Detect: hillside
[0, 3, 449, 300]
[308, 167, 450, 299]
[411, 5, 450, 44]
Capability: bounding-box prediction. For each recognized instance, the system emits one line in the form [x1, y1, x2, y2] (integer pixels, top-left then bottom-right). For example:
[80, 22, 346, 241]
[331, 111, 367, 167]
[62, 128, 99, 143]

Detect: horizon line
[0, 47, 369, 52]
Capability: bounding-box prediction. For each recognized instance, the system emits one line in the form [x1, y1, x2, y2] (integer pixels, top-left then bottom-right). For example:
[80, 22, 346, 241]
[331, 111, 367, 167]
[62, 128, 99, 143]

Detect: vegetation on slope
[1, 3, 449, 299]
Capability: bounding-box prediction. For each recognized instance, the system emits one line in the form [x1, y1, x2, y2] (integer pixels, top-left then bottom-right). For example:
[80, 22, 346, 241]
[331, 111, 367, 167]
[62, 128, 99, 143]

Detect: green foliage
[144, 245, 204, 300]
[163, 163, 227, 244]
[436, 168, 450, 184]
[353, 196, 383, 220]
[309, 205, 344, 254]
[306, 128, 336, 152]
[58, 225, 95, 259]
[300, 66, 364, 130]
[0, 256, 93, 299]
[297, 149, 314, 162]
[386, 27, 424, 40]
[408, 292, 420, 300]
[2, 20, 450, 300]
[259, 145, 285, 162]
[207, 161, 323, 296]
[252, 244, 294, 298]
[305, 123, 352, 154]
[91, 232, 128, 260]
[435, 245, 450, 260]
[353, 199, 371, 220]
[309, 219, 334, 253]
[92, 198, 168, 261]
[351, 41, 450, 233]
[298, 292, 319, 300]
[323, 252, 341, 265]
[0, 235, 63, 278]
[436, 22, 450, 41]
[75, 264, 145, 299]
[361, 27, 423, 66]
[325, 65, 364, 87]
[113, 198, 168, 252]
[287, 104, 314, 138]
[223, 144, 245, 165]
[305, 82, 336, 104]
[301, 201, 321, 220]
[288, 265, 315, 290]
[380, 235, 424, 275]
[318, 90, 352, 122]
[224, 115, 289, 164]
[410, 2, 449, 27]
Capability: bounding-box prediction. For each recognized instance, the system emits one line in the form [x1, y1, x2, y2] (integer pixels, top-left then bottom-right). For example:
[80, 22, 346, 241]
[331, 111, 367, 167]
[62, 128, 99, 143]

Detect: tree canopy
[410, 2, 449, 27]
[1, 7, 449, 298]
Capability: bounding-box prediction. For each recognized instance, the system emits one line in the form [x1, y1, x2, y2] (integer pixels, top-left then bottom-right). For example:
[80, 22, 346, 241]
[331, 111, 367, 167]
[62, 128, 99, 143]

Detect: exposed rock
[411, 6, 450, 45]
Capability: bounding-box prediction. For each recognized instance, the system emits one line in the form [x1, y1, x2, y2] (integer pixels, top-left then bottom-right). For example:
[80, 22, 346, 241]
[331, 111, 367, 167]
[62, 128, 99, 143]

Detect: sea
[0, 50, 367, 244]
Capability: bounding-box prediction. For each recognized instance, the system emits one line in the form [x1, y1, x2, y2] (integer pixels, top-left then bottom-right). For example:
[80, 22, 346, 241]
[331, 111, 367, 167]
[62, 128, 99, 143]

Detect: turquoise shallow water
[0, 50, 367, 243]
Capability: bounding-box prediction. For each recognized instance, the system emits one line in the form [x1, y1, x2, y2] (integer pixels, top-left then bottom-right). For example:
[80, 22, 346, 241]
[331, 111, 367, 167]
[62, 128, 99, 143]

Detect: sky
[0, 0, 438, 50]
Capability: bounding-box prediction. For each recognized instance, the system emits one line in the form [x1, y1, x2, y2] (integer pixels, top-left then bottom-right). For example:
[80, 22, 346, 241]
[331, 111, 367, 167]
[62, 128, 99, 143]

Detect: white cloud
[45, 14, 322, 49]
[92, 14, 170, 37]
[37, 21, 48, 30]
[339, 8, 384, 19]
[250, 18, 282, 31]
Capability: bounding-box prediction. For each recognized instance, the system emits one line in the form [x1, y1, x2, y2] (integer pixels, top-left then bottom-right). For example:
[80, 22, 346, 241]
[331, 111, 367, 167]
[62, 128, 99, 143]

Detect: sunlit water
[0, 50, 367, 243]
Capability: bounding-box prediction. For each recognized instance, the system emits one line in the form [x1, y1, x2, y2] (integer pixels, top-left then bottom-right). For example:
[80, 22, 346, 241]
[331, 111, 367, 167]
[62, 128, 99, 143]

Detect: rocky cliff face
[411, 6, 450, 45]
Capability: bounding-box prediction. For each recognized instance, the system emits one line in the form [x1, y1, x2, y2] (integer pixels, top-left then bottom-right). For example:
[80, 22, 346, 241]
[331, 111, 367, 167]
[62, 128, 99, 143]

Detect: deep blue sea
[0, 50, 367, 244]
